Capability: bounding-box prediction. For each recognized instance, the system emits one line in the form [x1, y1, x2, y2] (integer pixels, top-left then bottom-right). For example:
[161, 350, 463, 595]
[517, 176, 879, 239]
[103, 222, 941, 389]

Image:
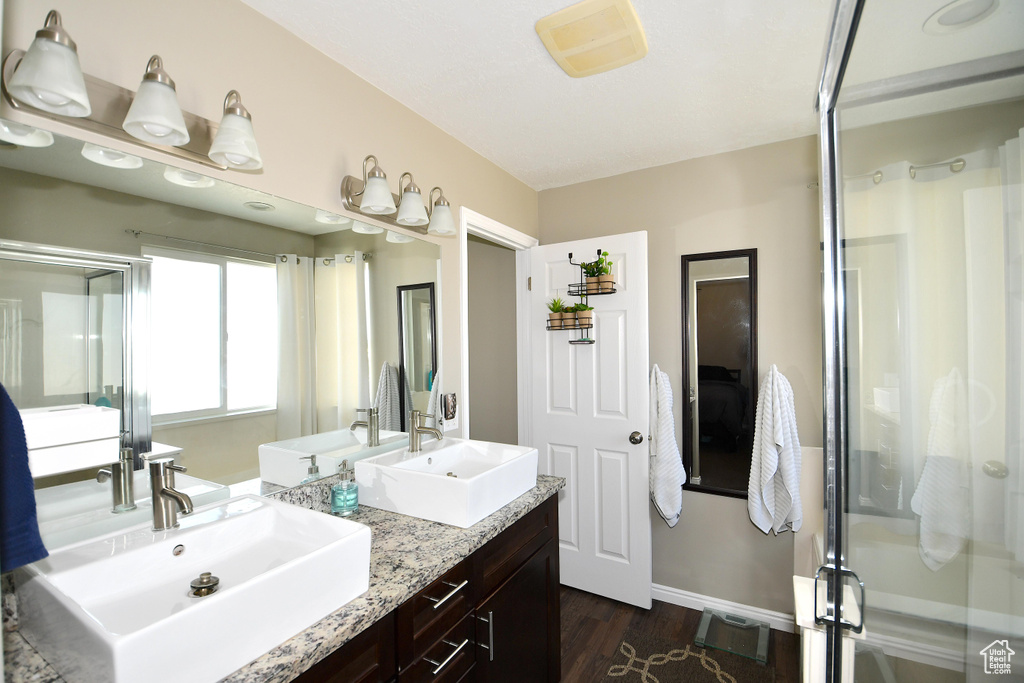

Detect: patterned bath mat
[605, 629, 775, 683]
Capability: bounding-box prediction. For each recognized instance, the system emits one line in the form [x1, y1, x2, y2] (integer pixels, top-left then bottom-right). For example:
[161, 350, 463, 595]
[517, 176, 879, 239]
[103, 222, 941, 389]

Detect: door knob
[629, 431, 644, 445]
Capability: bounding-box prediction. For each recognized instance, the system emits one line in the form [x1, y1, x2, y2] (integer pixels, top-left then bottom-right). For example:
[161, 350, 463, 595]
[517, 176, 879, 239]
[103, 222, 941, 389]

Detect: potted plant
[583, 251, 614, 292]
[582, 259, 602, 294]
[596, 251, 615, 292]
[547, 297, 565, 329]
[574, 302, 593, 328]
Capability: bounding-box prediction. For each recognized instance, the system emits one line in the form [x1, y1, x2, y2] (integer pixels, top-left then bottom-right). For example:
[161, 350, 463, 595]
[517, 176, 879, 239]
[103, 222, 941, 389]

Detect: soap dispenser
[331, 460, 358, 517]
[299, 454, 322, 484]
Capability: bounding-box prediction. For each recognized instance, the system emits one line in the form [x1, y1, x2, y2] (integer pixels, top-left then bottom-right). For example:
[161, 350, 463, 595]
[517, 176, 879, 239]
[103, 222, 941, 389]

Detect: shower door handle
[813, 564, 865, 634]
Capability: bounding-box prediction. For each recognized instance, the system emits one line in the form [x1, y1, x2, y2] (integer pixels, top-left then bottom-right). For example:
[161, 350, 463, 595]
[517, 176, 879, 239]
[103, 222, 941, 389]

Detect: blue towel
[0, 383, 48, 572]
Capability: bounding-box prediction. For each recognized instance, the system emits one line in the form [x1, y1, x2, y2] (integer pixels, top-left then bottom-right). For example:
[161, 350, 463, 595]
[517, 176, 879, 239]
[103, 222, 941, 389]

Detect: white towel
[649, 365, 684, 527]
[373, 362, 401, 431]
[426, 370, 444, 431]
[748, 365, 802, 534]
[910, 368, 970, 570]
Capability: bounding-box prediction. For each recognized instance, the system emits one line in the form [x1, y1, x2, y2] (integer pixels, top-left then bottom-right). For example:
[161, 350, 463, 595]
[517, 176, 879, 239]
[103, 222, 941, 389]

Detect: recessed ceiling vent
[535, 0, 648, 78]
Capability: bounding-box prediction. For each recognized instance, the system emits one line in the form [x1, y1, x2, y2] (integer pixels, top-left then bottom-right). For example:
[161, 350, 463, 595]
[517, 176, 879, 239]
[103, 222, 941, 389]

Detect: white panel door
[528, 231, 651, 608]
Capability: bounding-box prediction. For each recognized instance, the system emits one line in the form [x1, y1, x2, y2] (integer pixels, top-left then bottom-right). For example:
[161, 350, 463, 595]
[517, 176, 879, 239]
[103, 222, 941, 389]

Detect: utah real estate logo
[981, 640, 1015, 675]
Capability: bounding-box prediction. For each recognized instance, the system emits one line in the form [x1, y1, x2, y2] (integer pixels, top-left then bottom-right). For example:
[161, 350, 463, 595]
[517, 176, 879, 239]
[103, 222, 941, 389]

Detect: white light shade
[163, 166, 214, 188]
[386, 230, 415, 244]
[427, 203, 456, 236]
[351, 221, 384, 235]
[315, 209, 352, 226]
[396, 190, 429, 226]
[209, 113, 262, 170]
[123, 80, 189, 146]
[360, 176, 396, 215]
[0, 119, 53, 147]
[7, 37, 91, 117]
[81, 143, 142, 169]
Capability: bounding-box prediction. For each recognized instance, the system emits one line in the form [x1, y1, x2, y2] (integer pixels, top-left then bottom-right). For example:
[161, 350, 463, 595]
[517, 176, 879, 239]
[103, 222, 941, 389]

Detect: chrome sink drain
[189, 572, 220, 598]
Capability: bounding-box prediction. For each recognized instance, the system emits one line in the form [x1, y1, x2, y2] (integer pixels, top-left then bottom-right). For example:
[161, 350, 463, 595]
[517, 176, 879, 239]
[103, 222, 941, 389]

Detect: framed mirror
[397, 283, 437, 431]
[681, 249, 757, 497]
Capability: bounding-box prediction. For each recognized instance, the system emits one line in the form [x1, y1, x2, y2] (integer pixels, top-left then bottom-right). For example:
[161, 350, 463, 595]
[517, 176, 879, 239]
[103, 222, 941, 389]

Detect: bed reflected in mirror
[681, 249, 757, 497]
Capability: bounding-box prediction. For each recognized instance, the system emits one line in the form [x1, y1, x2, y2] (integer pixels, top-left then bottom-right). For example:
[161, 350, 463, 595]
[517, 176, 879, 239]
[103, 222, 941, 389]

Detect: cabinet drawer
[295, 610, 396, 683]
[399, 612, 476, 683]
[473, 495, 556, 598]
[397, 558, 473, 667]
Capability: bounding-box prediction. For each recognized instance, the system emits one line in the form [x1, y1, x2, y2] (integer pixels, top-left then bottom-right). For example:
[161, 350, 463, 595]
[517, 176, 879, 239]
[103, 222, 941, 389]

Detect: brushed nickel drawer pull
[477, 610, 494, 661]
[426, 579, 468, 610]
[424, 638, 469, 675]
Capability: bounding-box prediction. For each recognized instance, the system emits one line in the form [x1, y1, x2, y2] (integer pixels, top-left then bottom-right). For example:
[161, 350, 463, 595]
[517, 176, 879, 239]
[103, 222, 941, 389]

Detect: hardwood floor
[559, 586, 800, 682]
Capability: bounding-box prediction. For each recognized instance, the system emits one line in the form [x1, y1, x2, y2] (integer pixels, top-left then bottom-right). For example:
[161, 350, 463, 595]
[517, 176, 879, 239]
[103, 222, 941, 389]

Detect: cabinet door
[475, 539, 559, 683]
[295, 611, 396, 683]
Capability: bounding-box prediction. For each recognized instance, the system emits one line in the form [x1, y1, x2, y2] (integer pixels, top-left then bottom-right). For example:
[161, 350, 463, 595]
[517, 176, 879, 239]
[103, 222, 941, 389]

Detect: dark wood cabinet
[294, 495, 559, 683]
[474, 538, 558, 683]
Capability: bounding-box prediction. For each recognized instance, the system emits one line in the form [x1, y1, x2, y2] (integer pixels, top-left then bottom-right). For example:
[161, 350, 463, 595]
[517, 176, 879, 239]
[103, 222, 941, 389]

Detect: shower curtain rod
[320, 253, 373, 265]
[124, 229, 280, 263]
[909, 157, 965, 179]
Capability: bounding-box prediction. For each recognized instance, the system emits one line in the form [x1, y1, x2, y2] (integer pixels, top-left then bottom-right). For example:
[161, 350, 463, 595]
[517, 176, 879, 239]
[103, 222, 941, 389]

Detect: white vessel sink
[258, 427, 409, 488]
[17, 495, 371, 683]
[35, 470, 230, 551]
[355, 437, 538, 528]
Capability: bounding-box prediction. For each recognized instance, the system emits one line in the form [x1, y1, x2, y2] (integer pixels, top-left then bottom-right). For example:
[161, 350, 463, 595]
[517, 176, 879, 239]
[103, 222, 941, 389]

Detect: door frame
[458, 207, 537, 441]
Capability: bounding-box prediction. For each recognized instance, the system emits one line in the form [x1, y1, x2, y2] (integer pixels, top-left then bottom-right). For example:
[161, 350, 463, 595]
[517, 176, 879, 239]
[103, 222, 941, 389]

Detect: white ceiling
[239, 0, 836, 190]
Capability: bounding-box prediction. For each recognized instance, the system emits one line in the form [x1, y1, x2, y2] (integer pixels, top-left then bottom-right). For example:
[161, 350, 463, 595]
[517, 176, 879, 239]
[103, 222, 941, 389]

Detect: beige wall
[467, 236, 518, 444]
[2, 0, 542, 441]
[539, 136, 823, 613]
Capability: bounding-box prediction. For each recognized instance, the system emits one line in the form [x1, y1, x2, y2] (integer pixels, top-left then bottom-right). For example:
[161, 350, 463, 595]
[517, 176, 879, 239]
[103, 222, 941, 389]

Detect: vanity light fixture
[358, 155, 397, 215]
[122, 56, 189, 146]
[395, 172, 429, 227]
[208, 90, 262, 170]
[351, 220, 384, 235]
[5, 10, 91, 117]
[426, 187, 456, 236]
[340, 156, 455, 236]
[314, 209, 352, 226]
[386, 230, 415, 244]
[0, 118, 54, 147]
[81, 142, 142, 169]
[163, 166, 214, 188]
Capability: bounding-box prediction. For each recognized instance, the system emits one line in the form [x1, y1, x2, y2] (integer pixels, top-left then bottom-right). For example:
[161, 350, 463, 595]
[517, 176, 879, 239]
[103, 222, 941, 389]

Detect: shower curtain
[276, 254, 316, 440]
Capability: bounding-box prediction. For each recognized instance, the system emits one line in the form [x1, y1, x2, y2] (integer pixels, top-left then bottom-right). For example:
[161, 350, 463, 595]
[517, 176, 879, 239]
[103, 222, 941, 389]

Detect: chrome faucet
[96, 447, 137, 513]
[149, 458, 194, 531]
[350, 407, 380, 447]
[409, 410, 443, 453]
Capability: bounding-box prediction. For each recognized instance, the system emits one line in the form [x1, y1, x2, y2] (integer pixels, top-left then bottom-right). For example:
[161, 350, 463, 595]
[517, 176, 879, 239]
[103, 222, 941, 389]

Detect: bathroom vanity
[4, 475, 564, 683]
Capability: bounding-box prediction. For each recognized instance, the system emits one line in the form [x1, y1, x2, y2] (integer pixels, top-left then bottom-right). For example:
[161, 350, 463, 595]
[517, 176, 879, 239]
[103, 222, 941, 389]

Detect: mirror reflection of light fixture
[163, 166, 214, 188]
[395, 172, 429, 227]
[0, 118, 54, 147]
[359, 155, 397, 215]
[5, 10, 91, 117]
[386, 230, 415, 244]
[427, 187, 456, 236]
[208, 90, 262, 170]
[351, 220, 384, 235]
[315, 209, 352, 226]
[81, 142, 142, 169]
[339, 156, 454, 236]
[122, 56, 189, 146]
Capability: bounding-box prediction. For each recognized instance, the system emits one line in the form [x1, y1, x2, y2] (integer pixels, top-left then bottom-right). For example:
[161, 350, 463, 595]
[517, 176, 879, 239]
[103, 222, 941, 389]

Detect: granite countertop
[4, 474, 564, 683]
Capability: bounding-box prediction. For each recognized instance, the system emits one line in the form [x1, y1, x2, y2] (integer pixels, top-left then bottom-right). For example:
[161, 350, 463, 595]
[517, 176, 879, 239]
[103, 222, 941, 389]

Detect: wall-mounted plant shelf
[541, 249, 611, 345]
[568, 282, 616, 297]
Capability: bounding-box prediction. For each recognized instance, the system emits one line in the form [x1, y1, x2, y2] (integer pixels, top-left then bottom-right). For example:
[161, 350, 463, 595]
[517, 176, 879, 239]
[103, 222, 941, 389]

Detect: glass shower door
[821, 0, 1024, 680]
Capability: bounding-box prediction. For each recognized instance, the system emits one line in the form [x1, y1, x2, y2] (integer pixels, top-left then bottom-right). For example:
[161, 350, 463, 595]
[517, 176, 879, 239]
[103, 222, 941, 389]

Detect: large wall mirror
[681, 249, 757, 497]
[0, 127, 440, 492]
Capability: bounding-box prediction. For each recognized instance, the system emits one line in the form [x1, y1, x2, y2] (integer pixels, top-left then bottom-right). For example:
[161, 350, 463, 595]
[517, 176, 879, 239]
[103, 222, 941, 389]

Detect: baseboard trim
[651, 583, 797, 634]
[862, 631, 965, 672]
